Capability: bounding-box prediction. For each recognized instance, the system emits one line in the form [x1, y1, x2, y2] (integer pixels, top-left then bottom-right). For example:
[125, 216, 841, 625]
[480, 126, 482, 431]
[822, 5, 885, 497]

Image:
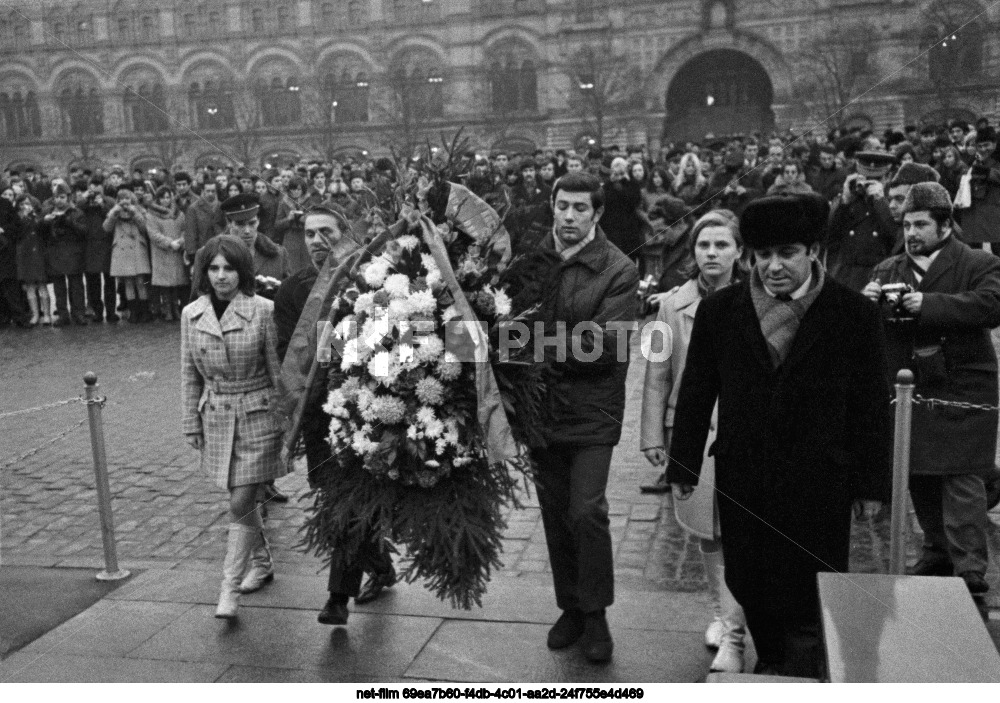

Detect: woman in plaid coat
[181, 235, 287, 619]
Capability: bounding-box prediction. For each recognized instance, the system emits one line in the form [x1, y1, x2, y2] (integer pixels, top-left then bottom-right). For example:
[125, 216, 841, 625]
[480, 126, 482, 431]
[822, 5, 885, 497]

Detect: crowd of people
[1, 115, 996, 330]
[5, 113, 1000, 680]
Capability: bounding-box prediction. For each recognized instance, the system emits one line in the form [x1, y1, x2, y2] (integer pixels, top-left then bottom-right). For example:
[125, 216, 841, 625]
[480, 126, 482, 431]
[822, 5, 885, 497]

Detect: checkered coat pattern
[181, 292, 287, 489]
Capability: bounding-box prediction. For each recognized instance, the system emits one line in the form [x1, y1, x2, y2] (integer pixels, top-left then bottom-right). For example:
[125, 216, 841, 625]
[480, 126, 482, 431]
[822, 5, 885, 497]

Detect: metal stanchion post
[889, 369, 915, 575]
[83, 373, 130, 581]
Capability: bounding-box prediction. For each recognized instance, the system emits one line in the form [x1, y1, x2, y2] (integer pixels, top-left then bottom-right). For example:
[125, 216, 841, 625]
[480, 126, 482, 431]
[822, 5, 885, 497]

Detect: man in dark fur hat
[668, 192, 893, 677]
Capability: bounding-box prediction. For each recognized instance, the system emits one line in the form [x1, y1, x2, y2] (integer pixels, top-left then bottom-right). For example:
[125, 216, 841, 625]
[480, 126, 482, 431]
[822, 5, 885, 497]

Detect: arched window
[58, 79, 104, 136]
[0, 90, 42, 140]
[124, 82, 168, 133]
[189, 78, 236, 130]
[323, 68, 370, 124]
[923, 1, 985, 82]
[256, 75, 302, 126]
[488, 48, 539, 113]
[0, 12, 29, 48]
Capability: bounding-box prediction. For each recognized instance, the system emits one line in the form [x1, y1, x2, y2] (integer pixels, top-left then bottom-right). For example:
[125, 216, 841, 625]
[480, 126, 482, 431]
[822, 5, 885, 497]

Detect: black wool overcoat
[666, 278, 893, 620]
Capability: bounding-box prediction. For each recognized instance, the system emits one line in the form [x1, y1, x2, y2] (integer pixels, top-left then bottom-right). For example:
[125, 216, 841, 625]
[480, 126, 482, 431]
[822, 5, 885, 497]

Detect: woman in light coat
[181, 235, 287, 618]
[640, 209, 748, 674]
[147, 186, 189, 321]
[105, 188, 152, 322]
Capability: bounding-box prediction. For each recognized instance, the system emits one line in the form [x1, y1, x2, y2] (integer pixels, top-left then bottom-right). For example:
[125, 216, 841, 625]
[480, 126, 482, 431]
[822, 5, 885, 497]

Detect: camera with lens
[637, 274, 659, 316]
[851, 176, 870, 199]
[879, 282, 916, 322]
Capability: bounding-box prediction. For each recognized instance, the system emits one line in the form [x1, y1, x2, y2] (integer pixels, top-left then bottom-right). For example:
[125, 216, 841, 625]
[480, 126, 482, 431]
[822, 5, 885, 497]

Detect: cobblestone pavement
[3, 321, 1000, 609]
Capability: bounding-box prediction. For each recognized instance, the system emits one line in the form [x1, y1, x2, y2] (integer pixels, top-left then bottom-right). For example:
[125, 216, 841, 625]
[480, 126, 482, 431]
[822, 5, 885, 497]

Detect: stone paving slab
[405, 620, 716, 683]
[0, 651, 228, 683]
[129, 604, 443, 681]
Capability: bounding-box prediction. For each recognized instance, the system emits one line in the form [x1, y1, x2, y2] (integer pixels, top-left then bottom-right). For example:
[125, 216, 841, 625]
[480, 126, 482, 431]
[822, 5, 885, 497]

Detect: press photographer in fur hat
[668, 192, 892, 677]
[865, 182, 1000, 596]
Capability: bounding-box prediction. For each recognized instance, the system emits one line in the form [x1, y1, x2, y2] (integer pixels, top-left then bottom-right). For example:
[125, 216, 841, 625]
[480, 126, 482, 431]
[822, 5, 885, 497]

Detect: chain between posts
[0, 418, 88, 470]
[0, 396, 84, 420]
[891, 395, 1000, 412]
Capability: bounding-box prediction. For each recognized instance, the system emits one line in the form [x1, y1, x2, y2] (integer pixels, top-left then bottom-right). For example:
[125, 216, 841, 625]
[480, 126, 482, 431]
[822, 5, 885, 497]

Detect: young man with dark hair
[534, 172, 639, 664]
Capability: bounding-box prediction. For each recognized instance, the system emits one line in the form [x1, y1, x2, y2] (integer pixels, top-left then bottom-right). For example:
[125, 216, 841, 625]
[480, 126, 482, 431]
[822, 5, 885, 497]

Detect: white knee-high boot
[239, 527, 275, 594]
[702, 546, 746, 673]
[216, 523, 257, 619]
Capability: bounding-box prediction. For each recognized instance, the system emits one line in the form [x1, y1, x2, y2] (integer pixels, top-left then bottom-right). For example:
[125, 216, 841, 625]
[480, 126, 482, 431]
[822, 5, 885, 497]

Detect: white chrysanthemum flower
[353, 293, 376, 316]
[453, 456, 473, 468]
[424, 417, 444, 438]
[407, 289, 437, 316]
[436, 351, 463, 380]
[416, 406, 436, 426]
[490, 287, 513, 317]
[406, 425, 420, 441]
[352, 430, 379, 456]
[396, 234, 420, 251]
[443, 423, 459, 447]
[322, 389, 348, 415]
[363, 259, 391, 287]
[367, 350, 391, 379]
[356, 387, 375, 411]
[425, 459, 441, 468]
[426, 269, 441, 288]
[415, 376, 445, 406]
[388, 298, 412, 322]
[421, 252, 439, 272]
[435, 438, 447, 456]
[414, 334, 445, 363]
[383, 273, 411, 300]
[372, 395, 406, 424]
[441, 304, 461, 322]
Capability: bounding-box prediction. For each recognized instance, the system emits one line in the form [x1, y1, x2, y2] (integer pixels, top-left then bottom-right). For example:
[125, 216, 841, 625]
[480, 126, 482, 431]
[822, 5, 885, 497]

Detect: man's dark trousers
[52, 274, 86, 320]
[533, 443, 615, 613]
[910, 474, 989, 574]
[85, 272, 117, 320]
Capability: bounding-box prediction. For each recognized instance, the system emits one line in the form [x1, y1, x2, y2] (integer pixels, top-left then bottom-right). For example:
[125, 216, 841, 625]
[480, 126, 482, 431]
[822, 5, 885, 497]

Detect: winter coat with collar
[104, 205, 150, 277]
[825, 194, 896, 291]
[666, 277, 892, 622]
[706, 166, 764, 217]
[870, 235, 1000, 475]
[183, 196, 224, 257]
[147, 204, 190, 287]
[274, 194, 312, 275]
[181, 292, 287, 489]
[77, 192, 114, 274]
[40, 201, 87, 276]
[538, 226, 640, 446]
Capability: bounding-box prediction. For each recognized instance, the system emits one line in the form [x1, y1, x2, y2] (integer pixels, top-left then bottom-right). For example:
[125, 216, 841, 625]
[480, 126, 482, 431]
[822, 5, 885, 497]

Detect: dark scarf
[749, 261, 826, 368]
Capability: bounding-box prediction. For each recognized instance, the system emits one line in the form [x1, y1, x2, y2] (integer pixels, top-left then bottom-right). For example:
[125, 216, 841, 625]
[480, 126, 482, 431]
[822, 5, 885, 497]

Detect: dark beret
[649, 195, 690, 223]
[740, 192, 830, 249]
[889, 162, 940, 188]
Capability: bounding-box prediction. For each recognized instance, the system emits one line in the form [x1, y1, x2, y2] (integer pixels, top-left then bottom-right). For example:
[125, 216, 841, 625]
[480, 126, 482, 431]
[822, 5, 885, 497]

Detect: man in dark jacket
[667, 193, 892, 677]
[77, 177, 118, 322]
[600, 157, 645, 262]
[183, 181, 224, 261]
[806, 144, 847, 202]
[864, 182, 1000, 596]
[273, 206, 396, 625]
[706, 148, 764, 218]
[534, 172, 639, 664]
[40, 183, 88, 326]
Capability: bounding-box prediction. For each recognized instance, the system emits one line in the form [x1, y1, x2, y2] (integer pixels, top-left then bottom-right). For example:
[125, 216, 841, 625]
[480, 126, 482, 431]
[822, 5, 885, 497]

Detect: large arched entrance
[663, 49, 774, 142]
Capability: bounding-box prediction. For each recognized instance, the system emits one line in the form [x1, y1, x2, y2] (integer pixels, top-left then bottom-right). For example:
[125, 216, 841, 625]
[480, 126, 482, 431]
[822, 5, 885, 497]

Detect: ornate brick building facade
[1, 0, 996, 172]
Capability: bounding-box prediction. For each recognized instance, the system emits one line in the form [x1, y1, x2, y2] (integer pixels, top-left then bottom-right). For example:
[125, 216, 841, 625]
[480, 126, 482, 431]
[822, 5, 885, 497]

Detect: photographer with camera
[825, 150, 898, 291]
[863, 182, 1000, 596]
[954, 126, 1000, 255]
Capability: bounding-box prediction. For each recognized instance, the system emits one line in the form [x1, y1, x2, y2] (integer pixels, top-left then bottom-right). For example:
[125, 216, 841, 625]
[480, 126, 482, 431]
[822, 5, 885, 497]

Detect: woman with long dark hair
[181, 235, 287, 619]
